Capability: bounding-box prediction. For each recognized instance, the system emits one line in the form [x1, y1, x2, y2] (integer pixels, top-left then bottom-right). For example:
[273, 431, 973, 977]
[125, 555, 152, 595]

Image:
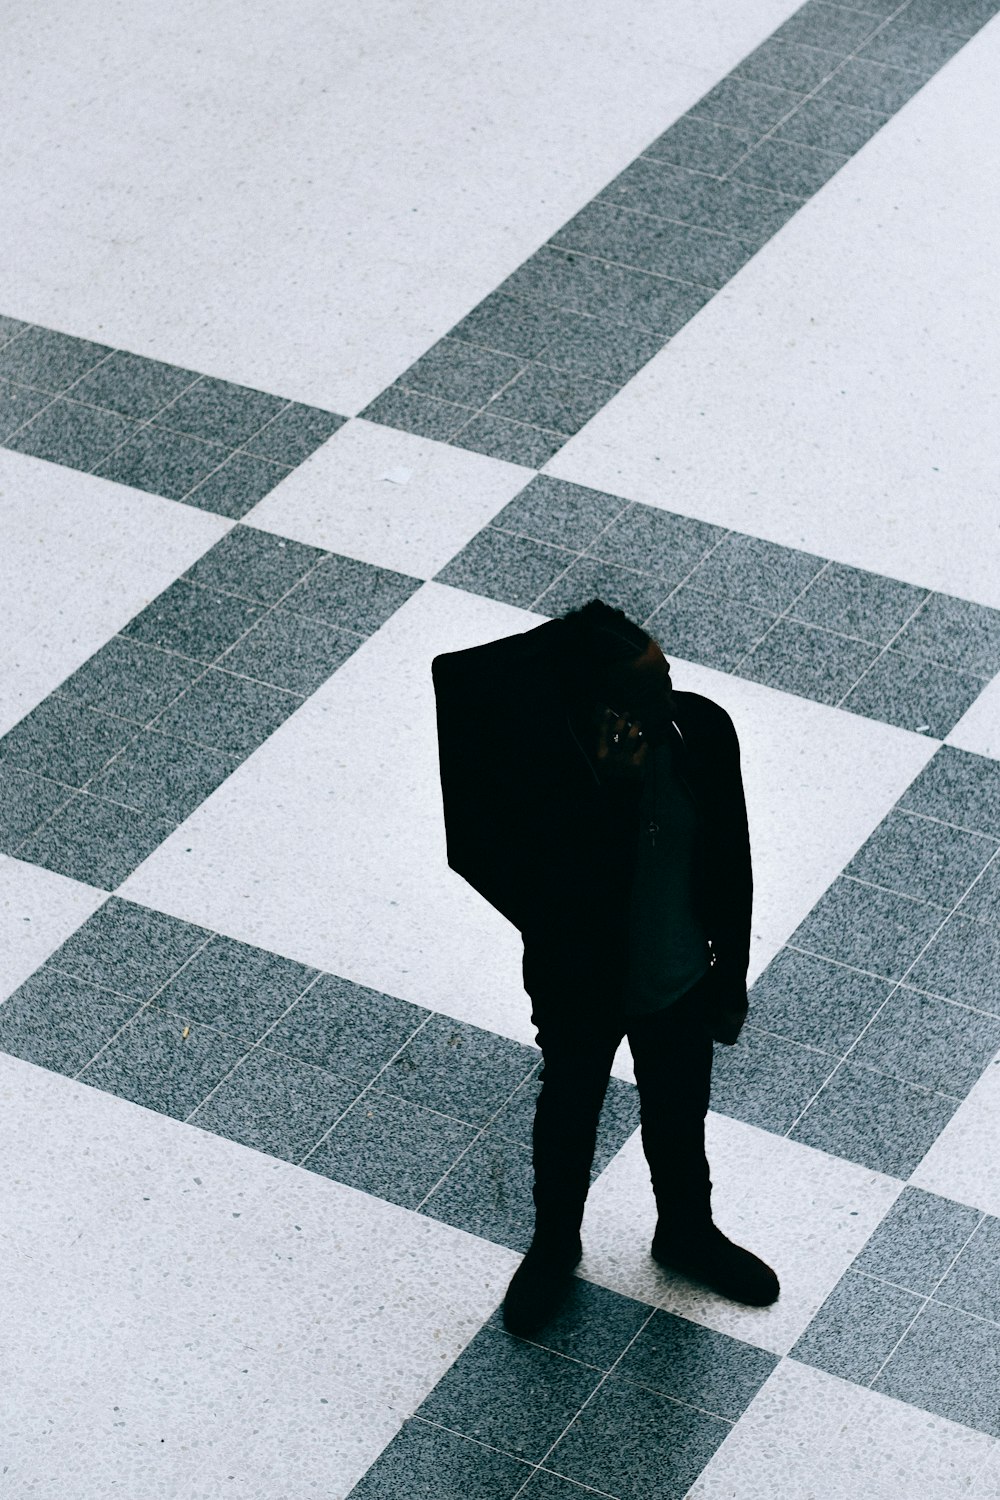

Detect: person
[498, 599, 780, 1336]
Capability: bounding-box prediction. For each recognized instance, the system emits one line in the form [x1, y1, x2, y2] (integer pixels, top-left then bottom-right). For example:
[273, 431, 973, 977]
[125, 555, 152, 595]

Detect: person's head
[558, 599, 674, 744]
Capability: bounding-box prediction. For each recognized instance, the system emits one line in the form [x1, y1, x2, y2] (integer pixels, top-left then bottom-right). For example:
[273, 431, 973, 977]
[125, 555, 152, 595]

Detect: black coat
[432, 618, 752, 1031]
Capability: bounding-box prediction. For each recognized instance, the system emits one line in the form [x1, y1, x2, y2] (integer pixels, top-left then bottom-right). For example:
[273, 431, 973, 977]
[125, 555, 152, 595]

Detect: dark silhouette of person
[432, 598, 779, 1336]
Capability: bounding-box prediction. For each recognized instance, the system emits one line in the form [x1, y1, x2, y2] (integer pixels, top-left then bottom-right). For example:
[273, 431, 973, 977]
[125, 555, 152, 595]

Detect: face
[603, 639, 674, 745]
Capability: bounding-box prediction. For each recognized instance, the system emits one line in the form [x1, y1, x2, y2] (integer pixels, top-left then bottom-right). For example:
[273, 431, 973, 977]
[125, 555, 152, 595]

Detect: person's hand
[594, 707, 649, 781]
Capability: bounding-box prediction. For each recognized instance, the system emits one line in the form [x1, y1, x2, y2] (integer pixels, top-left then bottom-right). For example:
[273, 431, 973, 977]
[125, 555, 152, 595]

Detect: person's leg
[529, 1004, 624, 1245]
[627, 969, 715, 1234]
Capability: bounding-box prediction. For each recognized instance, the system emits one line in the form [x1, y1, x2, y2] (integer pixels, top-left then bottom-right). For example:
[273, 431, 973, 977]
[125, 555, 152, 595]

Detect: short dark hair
[557, 598, 651, 704]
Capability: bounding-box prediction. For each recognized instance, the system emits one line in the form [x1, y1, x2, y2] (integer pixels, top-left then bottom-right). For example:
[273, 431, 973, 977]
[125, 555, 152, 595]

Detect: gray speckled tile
[585, 504, 724, 582]
[818, 57, 925, 113]
[683, 174, 801, 248]
[739, 618, 881, 706]
[0, 761, 74, 852]
[182, 449, 291, 519]
[905, 911, 1000, 1014]
[264, 971, 429, 1080]
[789, 1270, 924, 1384]
[518, 1470, 610, 1498]
[183, 524, 326, 603]
[399, 337, 525, 407]
[415, 1325, 603, 1464]
[6, 398, 136, 471]
[77, 1009, 249, 1120]
[688, 531, 825, 610]
[688, 74, 802, 136]
[597, 156, 704, 220]
[646, 585, 776, 673]
[860, 17, 969, 76]
[381, 1012, 538, 1127]
[486, 362, 616, 436]
[706, 1024, 838, 1133]
[906, 0, 998, 38]
[360, 384, 471, 441]
[789, 560, 928, 643]
[54, 635, 201, 723]
[615, 1309, 778, 1420]
[489, 475, 627, 551]
[88, 730, 240, 822]
[14, 791, 177, 888]
[219, 609, 362, 694]
[849, 988, 1000, 1096]
[937, 1216, 1000, 1323]
[746, 947, 896, 1053]
[435, 527, 577, 608]
[43, 895, 210, 999]
[853, 1185, 983, 1295]
[120, 578, 262, 663]
[843, 648, 988, 738]
[642, 116, 753, 176]
[733, 37, 844, 92]
[152, 933, 316, 1043]
[281, 552, 423, 634]
[538, 314, 663, 385]
[0, 377, 52, 440]
[532, 555, 674, 625]
[497, 247, 713, 337]
[955, 854, 1000, 924]
[730, 136, 848, 197]
[786, 875, 948, 981]
[67, 349, 199, 419]
[874, 1300, 1000, 1439]
[0, 316, 29, 345]
[148, 668, 301, 755]
[449, 291, 573, 359]
[0, 325, 112, 392]
[544, 1373, 732, 1500]
[240, 402, 346, 465]
[0, 696, 136, 788]
[344, 1418, 529, 1500]
[551, 203, 752, 289]
[843, 809, 999, 906]
[155, 374, 287, 448]
[774, 0, 883, 51]
[450, 410, 566, 467]
[421, 1133, 536, 1251]
[773, 93, 889, 154]
[898, 746, 1000, 838]
[305, 1085, 477, 1209]
[485, 1277, 652, 1371]
[94, 423, 228, 500]
[187, 1045, 361, 1161]
[894, 592, 1000, 677]
[789, 1060, 961, 1177]
[0, 967, 138, 1075]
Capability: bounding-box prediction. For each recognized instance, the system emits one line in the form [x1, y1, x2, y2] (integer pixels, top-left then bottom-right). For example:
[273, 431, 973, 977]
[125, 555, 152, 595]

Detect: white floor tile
[0, 1052, 517, 1497]
[0, 854, 107, 1002]
[689, 1358, 997, 1500]
[547, 22, 1000, 608]
[0, 450, 230, 736]
[119, 587, 932, 1055]
[909, 1048, 1000, 1218]
[245, 417, 532, 578]
[581, 1111, 902, 1357]
[945, 672, 1000, 763]
[0, 0, 804, 415]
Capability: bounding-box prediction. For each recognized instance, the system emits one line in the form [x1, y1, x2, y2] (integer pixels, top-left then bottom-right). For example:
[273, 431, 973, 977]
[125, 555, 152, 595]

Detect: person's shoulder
[671, 690, 739, 742]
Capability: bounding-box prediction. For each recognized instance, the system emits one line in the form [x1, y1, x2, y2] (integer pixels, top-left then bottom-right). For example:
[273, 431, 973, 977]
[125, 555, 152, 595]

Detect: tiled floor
[2, 1, 999, 1496]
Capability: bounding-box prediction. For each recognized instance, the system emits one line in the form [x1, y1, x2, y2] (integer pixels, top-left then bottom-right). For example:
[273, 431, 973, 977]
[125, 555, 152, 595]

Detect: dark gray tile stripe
[0, 319, 347, 515]
[361, 0, 995, 465]
[438, 474, 1000, 741]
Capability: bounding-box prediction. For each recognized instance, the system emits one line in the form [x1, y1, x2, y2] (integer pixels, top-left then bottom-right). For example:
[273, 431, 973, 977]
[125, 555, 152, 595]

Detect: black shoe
[502, 1232, 583, 1338]
[651, 1221, 779, 1306]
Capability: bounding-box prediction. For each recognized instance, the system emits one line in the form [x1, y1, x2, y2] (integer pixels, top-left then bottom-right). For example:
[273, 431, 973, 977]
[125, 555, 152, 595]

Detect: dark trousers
[528, 966, 716, 1242]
